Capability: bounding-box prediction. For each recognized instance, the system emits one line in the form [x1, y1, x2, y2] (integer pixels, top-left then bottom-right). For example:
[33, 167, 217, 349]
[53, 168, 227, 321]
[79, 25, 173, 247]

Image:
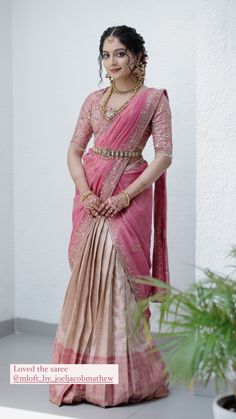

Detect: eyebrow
[102, 48, 126, 53]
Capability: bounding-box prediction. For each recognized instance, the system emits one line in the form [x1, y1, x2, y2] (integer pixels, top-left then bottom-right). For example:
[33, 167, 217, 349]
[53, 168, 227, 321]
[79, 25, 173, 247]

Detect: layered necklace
[99, 78, 143, 121]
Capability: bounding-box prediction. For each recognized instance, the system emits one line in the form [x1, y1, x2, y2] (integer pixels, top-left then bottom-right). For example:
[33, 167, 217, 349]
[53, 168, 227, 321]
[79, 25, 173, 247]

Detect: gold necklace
[99, 79, 143, 121]
[111, 79, 142, 94]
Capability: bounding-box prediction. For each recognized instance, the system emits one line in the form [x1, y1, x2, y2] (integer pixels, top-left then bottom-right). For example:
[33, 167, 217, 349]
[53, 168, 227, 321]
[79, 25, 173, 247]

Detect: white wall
[2, 0, 217, 326]
[196, 0, 236, 279]
[0, 0, 14, 322]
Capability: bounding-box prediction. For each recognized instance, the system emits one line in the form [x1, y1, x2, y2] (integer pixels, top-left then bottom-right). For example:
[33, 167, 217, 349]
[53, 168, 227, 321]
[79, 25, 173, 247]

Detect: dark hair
[98, 25, 148, 86]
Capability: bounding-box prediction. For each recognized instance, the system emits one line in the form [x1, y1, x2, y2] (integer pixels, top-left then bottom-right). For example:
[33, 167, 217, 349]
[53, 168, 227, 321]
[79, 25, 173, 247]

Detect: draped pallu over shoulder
[68, 87, 171, 320]
[151, 90, 171, 298]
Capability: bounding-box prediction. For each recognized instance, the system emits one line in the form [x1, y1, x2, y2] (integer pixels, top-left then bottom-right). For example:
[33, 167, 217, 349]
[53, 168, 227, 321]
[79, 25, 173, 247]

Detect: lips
[110, 68, 121, 72]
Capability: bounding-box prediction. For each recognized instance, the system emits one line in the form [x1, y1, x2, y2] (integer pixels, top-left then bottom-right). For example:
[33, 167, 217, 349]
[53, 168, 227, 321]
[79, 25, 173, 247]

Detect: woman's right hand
[82, 192, 104, 217]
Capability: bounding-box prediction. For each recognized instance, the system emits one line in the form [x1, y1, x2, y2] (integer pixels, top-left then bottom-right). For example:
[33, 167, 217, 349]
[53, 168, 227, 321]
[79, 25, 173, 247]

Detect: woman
[49, 25, 173, 408]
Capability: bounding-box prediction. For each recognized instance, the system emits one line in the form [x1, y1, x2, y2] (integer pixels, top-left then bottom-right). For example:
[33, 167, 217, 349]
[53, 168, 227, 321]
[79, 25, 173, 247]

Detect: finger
[92, 206, 99, 215]
[110, 207, 119, 217]
[96, 202, 105, 211]
[101, 210, 109, 216]
[88, 206, 97, 216]
[100, 205, 111, 215]
[94, 201, 102, 211]
[105, 208, 115, 217]
[98, 202, 107, 211]
[89, 210, 96, 217]
[97, 204, 105, 212]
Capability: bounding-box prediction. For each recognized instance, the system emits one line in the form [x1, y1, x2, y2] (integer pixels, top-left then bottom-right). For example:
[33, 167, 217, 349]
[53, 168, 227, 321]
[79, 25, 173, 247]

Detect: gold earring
[105, 73, 113, 83]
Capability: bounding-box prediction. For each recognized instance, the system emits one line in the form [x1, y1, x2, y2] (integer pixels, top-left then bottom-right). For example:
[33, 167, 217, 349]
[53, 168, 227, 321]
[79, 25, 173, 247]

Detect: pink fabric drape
[68, 87, 170, 321]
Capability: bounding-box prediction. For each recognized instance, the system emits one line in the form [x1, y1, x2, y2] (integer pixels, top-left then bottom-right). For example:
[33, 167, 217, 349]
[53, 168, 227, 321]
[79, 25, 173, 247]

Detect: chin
[110, 73, 123, 78]
[113, 74, 127, 80]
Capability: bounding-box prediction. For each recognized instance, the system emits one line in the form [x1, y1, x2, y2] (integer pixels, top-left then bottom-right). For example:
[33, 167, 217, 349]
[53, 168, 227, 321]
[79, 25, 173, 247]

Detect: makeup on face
[102, 48, 127, 70]
[102, 39, 136, 79]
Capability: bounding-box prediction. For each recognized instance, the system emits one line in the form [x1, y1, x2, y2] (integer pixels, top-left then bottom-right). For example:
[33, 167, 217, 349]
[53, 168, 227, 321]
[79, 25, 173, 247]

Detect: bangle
[121, 190, 130, 207]
[80, 190, 94, 202]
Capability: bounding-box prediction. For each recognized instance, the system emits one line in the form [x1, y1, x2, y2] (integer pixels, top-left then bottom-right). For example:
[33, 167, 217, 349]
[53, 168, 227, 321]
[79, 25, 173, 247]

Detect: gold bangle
[121, 190, 130, 207]
[80, 190, 94, 202]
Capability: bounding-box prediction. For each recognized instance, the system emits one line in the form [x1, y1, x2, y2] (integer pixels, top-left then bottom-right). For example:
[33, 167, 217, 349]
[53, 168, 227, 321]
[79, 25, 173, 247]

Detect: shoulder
[81, 87, 107, 107]
[150, 87, 172, 125]
[150, 87, 170, 101]
[84, 87, 107, 100]
[93, 87, 108, 95]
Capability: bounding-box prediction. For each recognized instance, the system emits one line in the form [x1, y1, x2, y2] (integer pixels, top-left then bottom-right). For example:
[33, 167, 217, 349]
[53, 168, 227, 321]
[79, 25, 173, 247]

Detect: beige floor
[0, 332, 220, 419]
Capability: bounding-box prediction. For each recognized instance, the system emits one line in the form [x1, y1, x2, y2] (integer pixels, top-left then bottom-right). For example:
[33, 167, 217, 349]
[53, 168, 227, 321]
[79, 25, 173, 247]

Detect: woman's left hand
[97, 193, 129, 218]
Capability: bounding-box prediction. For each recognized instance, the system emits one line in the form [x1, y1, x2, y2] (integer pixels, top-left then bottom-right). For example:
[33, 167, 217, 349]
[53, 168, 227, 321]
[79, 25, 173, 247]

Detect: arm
[67, 148, 91, 195]
[67, 92, 94, 194]
[124, 154, 172, 200]
[124, 90, 173, 200]
[67, 92, 103, 217]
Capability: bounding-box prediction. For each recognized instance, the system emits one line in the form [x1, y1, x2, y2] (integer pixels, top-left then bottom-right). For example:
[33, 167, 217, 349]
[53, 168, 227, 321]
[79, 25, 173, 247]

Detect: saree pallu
[49, 88, 170, 407]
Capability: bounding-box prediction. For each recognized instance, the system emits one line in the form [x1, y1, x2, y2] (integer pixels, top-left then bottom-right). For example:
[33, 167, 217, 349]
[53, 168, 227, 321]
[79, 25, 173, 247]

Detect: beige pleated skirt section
[49, 215, 169, 408]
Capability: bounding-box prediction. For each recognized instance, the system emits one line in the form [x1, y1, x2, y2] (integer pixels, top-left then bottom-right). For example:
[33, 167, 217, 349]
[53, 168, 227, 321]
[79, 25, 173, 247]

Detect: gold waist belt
[93, 146, 142, 159]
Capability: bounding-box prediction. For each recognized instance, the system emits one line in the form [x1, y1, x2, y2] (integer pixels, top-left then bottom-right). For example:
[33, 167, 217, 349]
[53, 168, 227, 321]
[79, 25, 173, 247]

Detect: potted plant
[130, 246, 236, 418]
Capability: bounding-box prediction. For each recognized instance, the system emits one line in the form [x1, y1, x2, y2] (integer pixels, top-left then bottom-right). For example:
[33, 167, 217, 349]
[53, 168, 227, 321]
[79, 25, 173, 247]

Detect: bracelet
[80, 190, 94, 202]
[121, 190, 131, 207]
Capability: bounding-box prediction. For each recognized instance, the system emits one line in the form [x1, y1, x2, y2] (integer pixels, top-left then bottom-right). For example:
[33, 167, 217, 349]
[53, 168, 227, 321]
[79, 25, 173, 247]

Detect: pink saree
[49, 87, 171, 407]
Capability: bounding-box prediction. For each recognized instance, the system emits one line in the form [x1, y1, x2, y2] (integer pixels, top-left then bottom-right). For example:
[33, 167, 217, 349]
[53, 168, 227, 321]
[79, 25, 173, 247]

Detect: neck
[112, 76, 140, 92]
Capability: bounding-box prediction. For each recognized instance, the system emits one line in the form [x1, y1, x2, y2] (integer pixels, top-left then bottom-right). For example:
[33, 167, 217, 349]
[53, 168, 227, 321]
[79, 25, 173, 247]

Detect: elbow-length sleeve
[69, 92, 94, 152]
[151, 89, 173, 159]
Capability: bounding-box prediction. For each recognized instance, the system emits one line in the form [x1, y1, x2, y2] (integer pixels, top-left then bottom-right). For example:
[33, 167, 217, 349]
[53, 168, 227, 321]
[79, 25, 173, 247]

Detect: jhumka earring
[105, 73, 113, 83]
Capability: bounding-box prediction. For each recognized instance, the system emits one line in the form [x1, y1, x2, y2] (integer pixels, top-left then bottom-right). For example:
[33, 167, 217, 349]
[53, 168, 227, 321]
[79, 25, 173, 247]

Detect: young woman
[49, 25, 173, 408]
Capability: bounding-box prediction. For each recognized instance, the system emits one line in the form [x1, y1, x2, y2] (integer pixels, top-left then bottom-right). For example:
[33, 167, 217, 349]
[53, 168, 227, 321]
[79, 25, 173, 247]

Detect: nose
[109, 54, 117, 66]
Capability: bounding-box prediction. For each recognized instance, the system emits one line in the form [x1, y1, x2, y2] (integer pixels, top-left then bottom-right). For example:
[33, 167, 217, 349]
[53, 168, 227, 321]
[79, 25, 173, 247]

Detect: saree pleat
[49, 215, 169, 407]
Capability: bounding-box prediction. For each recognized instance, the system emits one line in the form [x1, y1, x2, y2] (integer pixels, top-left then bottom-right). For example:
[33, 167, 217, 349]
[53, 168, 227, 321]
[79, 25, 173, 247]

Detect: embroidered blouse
[68, 87, 173, 160]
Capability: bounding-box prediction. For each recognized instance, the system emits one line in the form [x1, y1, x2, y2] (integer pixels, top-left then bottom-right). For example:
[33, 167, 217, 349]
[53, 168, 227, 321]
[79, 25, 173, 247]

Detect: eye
[102, 51, 125, 59]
